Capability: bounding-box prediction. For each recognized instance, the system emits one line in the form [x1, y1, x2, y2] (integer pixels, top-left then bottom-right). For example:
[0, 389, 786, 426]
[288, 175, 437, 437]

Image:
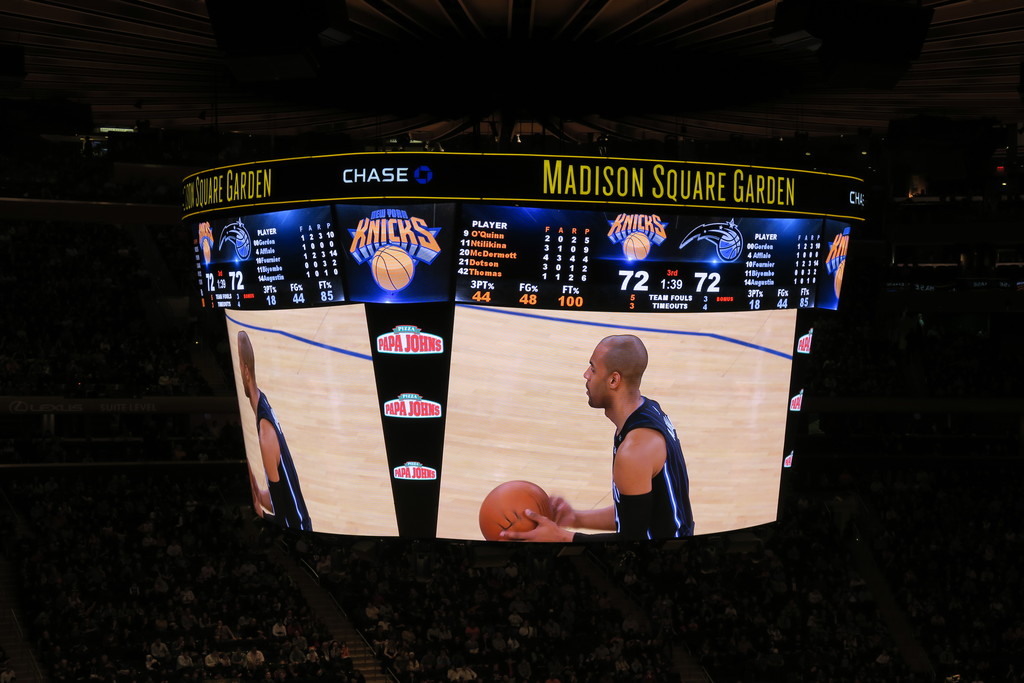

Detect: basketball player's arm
[502, 431, 664, 542]
[555, 499, 616, 531]
[259, 418, 282, 483]
[250, 418, 282, 514]
[570, 428, 665, 541]
[609, 429, 664, 539]
[247, 460, 272, 516]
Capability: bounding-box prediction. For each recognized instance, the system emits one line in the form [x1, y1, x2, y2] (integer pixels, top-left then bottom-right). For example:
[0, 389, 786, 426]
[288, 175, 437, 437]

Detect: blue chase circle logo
[413, 165, 433, 184]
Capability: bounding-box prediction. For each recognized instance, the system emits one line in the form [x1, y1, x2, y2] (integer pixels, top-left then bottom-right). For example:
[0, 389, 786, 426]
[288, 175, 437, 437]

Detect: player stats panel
[453, 205, 848, 313]
[193, 205, 343, 310]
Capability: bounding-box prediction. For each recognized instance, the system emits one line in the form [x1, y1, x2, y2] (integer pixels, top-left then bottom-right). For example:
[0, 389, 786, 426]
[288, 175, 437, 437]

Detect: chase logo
[348, 208, 442, 292]
[413, 165, 433, 184]
[376, 325, 444, 354]
[341, 167, 410, 183]
[384, 393, 442, 418]
[218, 219, 251, 260]
[393, 461, 438, 480]
[607, 213, 667, 261]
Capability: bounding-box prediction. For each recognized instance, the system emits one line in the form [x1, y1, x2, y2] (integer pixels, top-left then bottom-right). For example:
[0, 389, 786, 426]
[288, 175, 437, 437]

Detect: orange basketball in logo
[622, 232, 651, 260]
[371, 245, 415, 291]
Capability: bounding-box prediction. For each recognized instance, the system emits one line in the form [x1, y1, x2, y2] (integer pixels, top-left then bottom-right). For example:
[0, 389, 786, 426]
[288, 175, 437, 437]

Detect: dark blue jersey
[612, 397, 694, 539]
[257, 391, 312, 531]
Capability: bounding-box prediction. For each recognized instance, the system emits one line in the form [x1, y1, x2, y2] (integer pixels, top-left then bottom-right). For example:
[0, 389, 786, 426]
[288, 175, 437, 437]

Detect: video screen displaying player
[437, 305, 795, 541]
[501, 334, 696, 542]
[238, 330, 312, 531]
[227, 307, 399, 537]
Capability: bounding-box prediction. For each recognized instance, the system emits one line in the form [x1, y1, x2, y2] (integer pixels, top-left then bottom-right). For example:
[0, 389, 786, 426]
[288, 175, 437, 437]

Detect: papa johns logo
[789, 389, 804, 412]
[796, 328, 813, 354]
[383, 393, 442, 418]
[376, 326, 444, 354]
[393, 461, 438, 480]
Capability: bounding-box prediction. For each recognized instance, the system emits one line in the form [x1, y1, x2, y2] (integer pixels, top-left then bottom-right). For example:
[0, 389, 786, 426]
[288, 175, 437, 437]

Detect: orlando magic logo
[678, 219, 743, 262]
[218, 219, 252, 260]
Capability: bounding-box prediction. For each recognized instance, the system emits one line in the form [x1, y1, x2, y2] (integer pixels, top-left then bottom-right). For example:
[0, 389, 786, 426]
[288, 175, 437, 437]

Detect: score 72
[619, 270, 649, 291]
[619, 270, 720, 292]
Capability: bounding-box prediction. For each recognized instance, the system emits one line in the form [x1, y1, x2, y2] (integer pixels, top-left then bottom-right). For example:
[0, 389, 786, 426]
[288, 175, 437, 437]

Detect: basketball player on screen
[238, 330, 313, 531]
[503, 334, 694, 541]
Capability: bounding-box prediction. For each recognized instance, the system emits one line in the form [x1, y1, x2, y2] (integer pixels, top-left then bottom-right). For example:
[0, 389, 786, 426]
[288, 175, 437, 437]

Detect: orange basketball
[622, 232, 651, 260]
[371, 245, 415, 291]
[478, 480, 553, 541]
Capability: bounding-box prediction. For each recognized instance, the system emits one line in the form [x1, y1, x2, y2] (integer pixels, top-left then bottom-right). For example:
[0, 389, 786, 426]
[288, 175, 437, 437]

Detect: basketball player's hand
[550, 496, 578, 527]
[500, 509, 574, 543]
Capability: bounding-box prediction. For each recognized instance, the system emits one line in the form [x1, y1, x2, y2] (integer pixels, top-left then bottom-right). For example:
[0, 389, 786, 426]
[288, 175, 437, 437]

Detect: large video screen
[226, 303, 795, 540]
[189, 151, 862, 542]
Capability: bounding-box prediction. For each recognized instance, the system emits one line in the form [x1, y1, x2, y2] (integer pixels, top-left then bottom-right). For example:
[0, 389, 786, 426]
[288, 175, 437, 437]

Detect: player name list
[739, 229, 822, 310]
[707, 229, 823, 311]
[454, 218, 593, 308]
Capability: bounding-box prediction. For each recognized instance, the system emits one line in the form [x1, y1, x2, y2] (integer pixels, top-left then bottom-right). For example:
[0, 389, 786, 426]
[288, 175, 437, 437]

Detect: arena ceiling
[0, 0, 1022, 148]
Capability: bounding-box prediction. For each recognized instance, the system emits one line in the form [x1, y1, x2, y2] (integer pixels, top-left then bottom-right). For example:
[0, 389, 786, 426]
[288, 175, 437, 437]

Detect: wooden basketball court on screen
[226, 305, 794, 541]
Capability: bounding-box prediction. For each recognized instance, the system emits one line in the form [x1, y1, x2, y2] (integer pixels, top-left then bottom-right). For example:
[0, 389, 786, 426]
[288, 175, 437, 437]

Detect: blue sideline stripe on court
[225, 312, 374, 361]
[226, 307, 792, 362]
[456, 304, 793, 360]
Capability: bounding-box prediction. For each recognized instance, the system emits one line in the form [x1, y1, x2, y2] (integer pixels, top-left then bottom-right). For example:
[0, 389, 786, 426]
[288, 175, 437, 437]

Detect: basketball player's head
[584, 335, 648, 408]
[237, 330, 256, 398]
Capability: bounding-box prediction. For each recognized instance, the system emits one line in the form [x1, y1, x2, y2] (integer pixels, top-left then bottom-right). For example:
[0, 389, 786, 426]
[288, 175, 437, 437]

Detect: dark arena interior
[1, 1, 1023, 682]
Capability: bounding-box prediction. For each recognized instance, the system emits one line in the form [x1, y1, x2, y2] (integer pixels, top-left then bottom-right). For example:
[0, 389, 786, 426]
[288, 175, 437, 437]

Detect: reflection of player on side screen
[237, 330, 313, 531]
[504, 334, 694, 541]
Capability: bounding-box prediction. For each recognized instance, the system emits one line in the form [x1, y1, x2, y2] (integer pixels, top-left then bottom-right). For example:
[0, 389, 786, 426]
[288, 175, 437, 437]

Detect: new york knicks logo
[217, 219, 251, 260]
[348, 209, 442, 292]
[607, 213, 668, 261]
[678, 219, 743, 262]
[198, 222, 214, 266]
[825, 227, 850, 298]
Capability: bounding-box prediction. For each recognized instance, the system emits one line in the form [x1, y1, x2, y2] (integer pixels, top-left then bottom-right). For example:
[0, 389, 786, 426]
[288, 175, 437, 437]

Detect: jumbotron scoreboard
[184, 151, 864, 540]
[186, 153, 861, 314]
